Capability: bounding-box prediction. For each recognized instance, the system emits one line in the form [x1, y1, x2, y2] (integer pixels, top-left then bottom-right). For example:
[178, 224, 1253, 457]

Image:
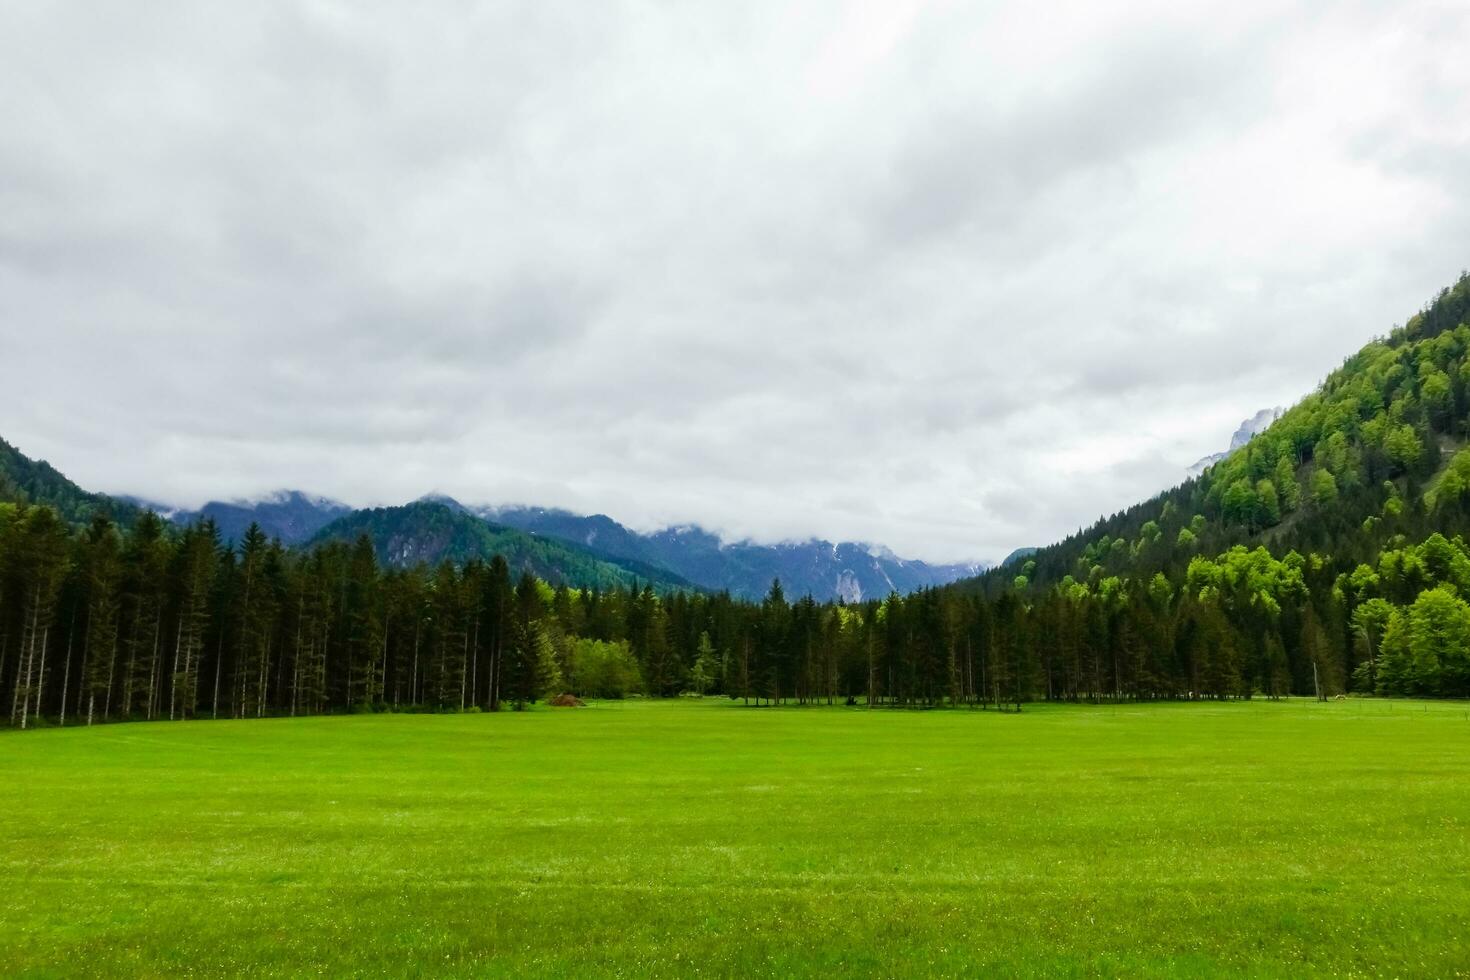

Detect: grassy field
[3, 698, 1469, 977]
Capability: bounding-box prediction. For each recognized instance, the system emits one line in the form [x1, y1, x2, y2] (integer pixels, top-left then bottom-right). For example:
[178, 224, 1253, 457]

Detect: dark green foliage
[0, 437, 140, 528]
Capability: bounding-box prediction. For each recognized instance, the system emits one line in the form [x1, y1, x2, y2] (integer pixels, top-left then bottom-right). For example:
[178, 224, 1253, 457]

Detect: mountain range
[309, 495, 985, 600]
[5, 448, 987, 600]
[477, 504, 985, 602]
[116, 490, 352, 546]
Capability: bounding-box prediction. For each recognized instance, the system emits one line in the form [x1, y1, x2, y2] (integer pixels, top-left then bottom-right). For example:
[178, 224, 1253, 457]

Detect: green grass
[3, 699, 1469, 978]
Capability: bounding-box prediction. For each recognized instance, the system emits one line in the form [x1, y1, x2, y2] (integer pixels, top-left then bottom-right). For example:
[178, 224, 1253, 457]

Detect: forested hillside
[984, 272, 1470, 592]
[956, 272, 1470, 699]
[0, 438, 140, 528]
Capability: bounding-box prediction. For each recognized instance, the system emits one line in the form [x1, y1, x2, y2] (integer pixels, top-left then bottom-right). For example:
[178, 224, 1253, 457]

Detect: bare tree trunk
[460, 628, 470, 711]
[169, 616, 184, 721]
[17, 632, 34, 730]
[12, 584, 40, 725]
[489, 630, 502, 712]
[258, 635, 271, 718]
[21, 626, 48, 730]
[468, 615, 478, 709]
[75, 599, 93, 725]
[146, 609, 162, 721]
[318, 620, 330, 715]
[36, 624, 54, 721]
[379, 610, 391, 710]
[212, 633, 224, 719]
[103, 634, 117, 720]
[437, 634, 446, 710]
[411, 621, 421, 706]
[120, 604, 138, 720]
[291, 595, 304, 718]
[59, 607, 76, 727]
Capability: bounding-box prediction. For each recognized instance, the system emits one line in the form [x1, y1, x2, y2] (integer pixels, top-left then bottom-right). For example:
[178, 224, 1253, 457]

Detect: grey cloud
[2, 1, 1468, 563]
[871, 28, 1272, 251]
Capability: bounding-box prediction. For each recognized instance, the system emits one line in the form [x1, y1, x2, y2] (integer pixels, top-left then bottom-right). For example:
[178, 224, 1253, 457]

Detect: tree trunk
[169, 616, 184, 721]
[59, 607, 76, 727]
[145, 608, 162, 721]
[212, 632, 224, 719]
[12, 584, 41, 725]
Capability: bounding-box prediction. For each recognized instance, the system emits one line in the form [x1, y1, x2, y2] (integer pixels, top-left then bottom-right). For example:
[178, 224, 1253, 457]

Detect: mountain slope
[174, 491, 350, 545]
[967, 272, 1470, 595]
[0, 437, 141, 527]
[309, 501, 694, 591]
[486, 505, 986, 600]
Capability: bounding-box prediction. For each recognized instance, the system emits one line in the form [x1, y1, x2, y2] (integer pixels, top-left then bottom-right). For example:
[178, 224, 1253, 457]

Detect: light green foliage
[2, 701, 1468, 977]
[1348, 596, 1395, 692]
[1319, 430, 1350, 475]
[1222, 479, 1256, 525]
[566, 638, 643, 699]
[536, 628, 564, 696]
[1382, 492, 1403, 520]
[1147, 572, 1172, 607]
[1273, 455, 1301, 513]
[1311, 468, 1338, 507]
[1341, 564, 1380, 605]
[1421, 370, 1453, 426]
[1428, 448, 1470, 510]
[1186, 546, 1306, 616]
[1385, 424, 1423, 473]
[689, 631, 717, 695]
[1377, 586, 1470, 696]
[1254, 479, 1280, 526]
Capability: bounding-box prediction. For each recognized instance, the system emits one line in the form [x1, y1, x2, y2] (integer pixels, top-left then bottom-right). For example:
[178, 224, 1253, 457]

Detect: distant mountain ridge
[308, 501, 694, 592]
[482, 504, 987, 601]
[117, 490, 352, 545]
[2, 438, 988, 600]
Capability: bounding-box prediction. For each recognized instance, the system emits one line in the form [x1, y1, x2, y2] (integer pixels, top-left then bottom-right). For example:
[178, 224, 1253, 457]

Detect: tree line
[6, 493, 1469, 730]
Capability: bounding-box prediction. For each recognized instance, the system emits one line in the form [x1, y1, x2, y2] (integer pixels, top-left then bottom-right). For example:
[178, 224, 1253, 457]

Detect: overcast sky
[2, 1, 1468, 563]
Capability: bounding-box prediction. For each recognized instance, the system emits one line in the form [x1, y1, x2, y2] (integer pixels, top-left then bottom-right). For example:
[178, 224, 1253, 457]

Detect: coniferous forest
[5, 274, 1470, 728]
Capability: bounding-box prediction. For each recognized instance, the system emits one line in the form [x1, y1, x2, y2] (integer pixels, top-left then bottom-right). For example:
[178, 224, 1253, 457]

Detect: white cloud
[2, 0, 1467, 562]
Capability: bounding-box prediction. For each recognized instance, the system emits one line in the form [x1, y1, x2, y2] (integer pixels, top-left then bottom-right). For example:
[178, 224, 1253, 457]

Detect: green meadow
[3, 699, 1468, 977]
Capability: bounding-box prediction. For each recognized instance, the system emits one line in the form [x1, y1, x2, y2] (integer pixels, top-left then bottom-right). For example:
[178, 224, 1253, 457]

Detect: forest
[5, 273, 1470, 728]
